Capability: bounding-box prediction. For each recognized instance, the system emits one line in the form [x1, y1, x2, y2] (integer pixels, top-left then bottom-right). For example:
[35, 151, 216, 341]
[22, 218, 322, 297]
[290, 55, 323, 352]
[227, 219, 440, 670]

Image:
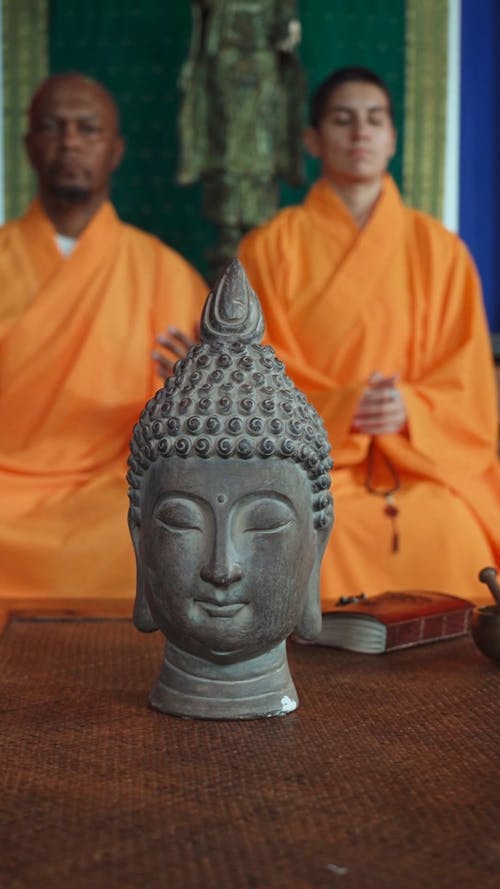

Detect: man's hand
[352, 371, 407, 435]
[152, 324, 199, 380]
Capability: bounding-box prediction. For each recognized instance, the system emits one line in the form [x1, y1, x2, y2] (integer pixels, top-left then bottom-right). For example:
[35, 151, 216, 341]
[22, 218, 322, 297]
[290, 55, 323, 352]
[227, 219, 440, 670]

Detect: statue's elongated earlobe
[133, 567, 158, 633]
[294, 523, 332, 640]
[130, 520, 158, 633]
[294, 562, 322, 640]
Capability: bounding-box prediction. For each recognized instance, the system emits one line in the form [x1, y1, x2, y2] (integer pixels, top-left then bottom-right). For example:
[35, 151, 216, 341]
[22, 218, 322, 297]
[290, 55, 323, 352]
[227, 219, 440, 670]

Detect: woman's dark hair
[310, 66, 394, 128]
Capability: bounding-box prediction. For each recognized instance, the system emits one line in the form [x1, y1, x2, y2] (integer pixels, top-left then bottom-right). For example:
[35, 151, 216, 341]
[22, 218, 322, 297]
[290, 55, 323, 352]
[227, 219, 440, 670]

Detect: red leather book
[316, 591, 475, 654]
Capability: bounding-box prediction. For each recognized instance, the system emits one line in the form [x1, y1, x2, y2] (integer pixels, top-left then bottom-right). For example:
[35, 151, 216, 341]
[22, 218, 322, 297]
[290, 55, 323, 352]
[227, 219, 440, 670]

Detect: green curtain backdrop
[48, 0, 407, 277]
[2, 0, 48, 219]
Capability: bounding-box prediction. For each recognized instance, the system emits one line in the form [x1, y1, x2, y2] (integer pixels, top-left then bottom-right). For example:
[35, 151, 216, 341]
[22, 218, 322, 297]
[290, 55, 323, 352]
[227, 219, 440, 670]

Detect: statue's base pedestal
[149, 640, 298, 720]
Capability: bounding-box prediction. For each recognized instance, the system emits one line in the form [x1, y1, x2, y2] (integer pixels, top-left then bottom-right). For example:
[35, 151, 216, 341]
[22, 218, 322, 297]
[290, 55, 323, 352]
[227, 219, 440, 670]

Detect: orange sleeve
[149, 243, 208, 391]
[386, 237, 498, 481]
[153, 243, 208, 339]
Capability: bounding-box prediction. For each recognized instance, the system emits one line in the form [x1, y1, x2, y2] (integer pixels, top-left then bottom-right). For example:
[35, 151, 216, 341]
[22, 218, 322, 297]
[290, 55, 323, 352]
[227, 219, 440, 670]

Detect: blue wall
[459, 0, 500, 331]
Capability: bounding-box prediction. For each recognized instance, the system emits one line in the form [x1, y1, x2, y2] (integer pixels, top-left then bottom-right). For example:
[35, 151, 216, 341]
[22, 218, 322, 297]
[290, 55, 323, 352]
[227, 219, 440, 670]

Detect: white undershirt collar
[55, 233, 78, 256]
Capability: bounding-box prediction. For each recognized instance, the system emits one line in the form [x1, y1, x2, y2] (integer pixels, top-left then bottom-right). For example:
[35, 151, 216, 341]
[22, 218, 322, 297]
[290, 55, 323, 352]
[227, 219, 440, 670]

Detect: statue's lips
[197, 601, 247, 618]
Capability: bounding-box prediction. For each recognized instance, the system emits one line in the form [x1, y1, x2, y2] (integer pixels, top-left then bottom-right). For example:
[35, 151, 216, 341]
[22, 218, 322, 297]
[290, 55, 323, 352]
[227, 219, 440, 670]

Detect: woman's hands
[352, 371, 407, 435]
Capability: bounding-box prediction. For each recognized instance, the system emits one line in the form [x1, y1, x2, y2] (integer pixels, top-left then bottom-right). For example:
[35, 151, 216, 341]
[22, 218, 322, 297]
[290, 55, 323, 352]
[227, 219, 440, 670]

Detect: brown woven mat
[1, 618, 499, 889]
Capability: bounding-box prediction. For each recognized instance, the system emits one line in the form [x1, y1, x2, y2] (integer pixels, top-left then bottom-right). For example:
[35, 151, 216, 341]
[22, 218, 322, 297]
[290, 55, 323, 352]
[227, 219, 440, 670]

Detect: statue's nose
[200, 563, 243, 588]
[200, 530, 243, 588]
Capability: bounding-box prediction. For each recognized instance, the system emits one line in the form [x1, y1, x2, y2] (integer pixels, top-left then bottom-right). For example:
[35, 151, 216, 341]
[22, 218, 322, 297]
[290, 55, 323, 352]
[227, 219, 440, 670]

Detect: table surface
[1, 615, 499, 889]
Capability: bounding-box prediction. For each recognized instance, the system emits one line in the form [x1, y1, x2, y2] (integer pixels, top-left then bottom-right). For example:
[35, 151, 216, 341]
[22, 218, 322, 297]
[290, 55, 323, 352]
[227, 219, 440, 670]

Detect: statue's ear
[295, 562, 322, 640]
[293, 523, 331, 641]
[129, 518, 158, 633]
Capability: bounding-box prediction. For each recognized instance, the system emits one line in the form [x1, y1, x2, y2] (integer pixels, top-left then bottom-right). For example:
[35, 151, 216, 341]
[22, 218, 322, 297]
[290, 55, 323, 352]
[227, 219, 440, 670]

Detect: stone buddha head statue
[128, 259, 334, 719]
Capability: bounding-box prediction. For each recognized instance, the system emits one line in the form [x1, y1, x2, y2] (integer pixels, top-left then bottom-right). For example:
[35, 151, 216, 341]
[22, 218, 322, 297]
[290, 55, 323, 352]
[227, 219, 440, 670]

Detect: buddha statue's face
[133, 456, 324, 664]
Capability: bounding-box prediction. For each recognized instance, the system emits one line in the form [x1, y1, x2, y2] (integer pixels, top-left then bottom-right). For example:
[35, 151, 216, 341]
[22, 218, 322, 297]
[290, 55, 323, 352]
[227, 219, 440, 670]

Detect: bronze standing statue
[177, 0, 305, 279]
[128, 260, 334, 719]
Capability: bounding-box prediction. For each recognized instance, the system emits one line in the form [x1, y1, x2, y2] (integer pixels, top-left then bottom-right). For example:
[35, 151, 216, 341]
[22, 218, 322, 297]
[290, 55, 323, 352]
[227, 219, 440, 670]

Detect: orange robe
[0, 200, 207, 604]
[239, 176, 500, 607]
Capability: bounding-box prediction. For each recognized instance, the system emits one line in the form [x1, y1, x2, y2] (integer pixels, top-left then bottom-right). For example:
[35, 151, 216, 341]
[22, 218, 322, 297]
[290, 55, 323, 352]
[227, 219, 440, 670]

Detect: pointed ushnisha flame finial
[201, 258, 265, 346]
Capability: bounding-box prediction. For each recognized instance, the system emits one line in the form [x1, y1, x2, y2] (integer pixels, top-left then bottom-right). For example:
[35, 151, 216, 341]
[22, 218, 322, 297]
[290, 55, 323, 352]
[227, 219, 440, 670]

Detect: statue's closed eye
[155, 499, 203, 531]
[239, 498, 295, 533]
